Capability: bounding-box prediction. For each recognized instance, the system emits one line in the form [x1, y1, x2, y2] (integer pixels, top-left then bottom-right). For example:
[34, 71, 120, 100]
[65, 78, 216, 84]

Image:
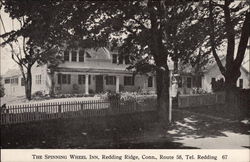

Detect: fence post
[134, 97, 137, 111]
[81, 103, 84, 116]
[58, 105, 62, 118]
[35, 106, 40, 121]
[5, 108, 10, 124]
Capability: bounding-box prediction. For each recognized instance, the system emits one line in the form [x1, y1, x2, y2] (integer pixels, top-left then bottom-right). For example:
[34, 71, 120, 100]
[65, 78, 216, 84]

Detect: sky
[0, 8, 20, 75]
[0, 7, 249, 76]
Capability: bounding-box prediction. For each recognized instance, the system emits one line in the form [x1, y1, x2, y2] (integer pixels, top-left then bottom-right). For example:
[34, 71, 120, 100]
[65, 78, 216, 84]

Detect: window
[118, 55, 123, 64]
[35, 75, 42, 85]
[79, 50, 84, 62]
[71, 50, 77, 62]
[211, 77, 216, 83]
[112, 54, 117, 64]
[58, 74, 71, 84]
[178, 77, 182, 88]
[21, 78, 25, 86]
[124, 76, 134, 86]
[4, 78, 10, 84]
[106, 76, 116, 85]
[193, 76, 202, 88]
[148, 76, 153, 87]
[125, 55, 130, 64]
[197, 76, 202, 88]
[10, 77, 18, 84]
[78, 75, 91, 85]
[78, 75, 85, 84]
[192, 76, 196, 87]
[239, 79, 243, 89]
[64, 50, 69, 61]
[187, 77, 192, 88]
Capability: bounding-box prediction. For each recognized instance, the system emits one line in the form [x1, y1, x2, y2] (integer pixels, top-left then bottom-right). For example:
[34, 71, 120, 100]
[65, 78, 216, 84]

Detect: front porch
[52, 68, 155, 95]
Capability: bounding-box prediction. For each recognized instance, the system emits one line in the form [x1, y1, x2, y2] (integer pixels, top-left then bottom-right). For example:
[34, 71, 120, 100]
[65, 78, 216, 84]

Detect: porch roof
[54, 67, 133, 75]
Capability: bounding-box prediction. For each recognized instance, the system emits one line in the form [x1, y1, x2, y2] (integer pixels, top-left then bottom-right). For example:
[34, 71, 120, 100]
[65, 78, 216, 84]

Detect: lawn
[1, 109, 249, 149]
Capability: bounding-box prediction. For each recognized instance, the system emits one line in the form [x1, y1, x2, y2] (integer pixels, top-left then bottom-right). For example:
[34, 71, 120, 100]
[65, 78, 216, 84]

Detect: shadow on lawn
[166, 110, 250, 141]
[1, 110, 249, 149]
[1, 111, 197, 149]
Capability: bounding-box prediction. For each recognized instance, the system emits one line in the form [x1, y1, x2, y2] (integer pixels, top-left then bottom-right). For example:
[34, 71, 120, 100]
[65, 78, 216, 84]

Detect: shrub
[107, 92, 121, 101]
[192, 88, 208, 94]
[32, 91, 44, 97]
[211, 78, 225, 92]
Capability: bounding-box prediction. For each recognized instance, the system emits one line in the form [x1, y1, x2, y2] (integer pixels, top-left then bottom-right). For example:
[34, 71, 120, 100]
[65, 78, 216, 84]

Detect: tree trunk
[156, 67, 170, 125]
[25, 67, 32, 100]
[148, 0, 170, 125]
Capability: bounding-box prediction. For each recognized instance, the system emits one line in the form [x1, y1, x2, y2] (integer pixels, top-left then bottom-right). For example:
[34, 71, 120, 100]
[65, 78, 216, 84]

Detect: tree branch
[208, 0, 226, 76]
[234, 11, 250, 69]
[223, 0, 235, 71]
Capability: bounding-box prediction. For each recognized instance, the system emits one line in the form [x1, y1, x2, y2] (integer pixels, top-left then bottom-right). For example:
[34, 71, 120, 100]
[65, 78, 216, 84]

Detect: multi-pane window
[197, 76, 202, 88]
[78, 75, 91, 85]
[71, 50, 77, 62]
[10, 77, 18, 84]
[148, 76, 153, 87]
[112, 54, 117, 64]
[106, 76, 116, 85]
[21, 78, 25, 86]
[4, 78, 10, 84]
[79, 50, 85, 62]
[35, 75, 42, 85]
[239, 79, 243, 89]
[64, 50, 69, 61]
[58, 74, 71, 84]
[193, 76, 202, 88]
[124, 76, 134, 86]
[118, 55, 123, 64]
[187, 77, 192, 88]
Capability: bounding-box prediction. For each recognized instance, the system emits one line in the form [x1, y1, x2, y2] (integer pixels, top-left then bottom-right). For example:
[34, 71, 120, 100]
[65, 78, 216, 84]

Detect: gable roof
[85, 47, 112, 60]
[205, 57, 249, 75]
[3, 69, 22, 78]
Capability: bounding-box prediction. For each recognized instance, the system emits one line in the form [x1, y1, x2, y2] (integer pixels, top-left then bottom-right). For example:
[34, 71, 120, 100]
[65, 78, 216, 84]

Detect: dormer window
[64, 50, 69, 61]
[79, 50, 85, 62]
[112, 54, 117, 64]
[148, 76, 153, 87]
[71, 50, 77, 62]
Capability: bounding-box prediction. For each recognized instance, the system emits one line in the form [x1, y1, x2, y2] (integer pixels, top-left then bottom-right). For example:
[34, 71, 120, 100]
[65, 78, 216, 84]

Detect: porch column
[116, 76, 120, 93]
[85, 74, 89, 95]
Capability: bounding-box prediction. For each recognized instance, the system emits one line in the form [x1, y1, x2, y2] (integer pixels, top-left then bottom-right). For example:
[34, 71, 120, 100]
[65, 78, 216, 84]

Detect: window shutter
[78, 75, 81, 84]
[58, 74, 62, 84]
[68, 74, 71, 84]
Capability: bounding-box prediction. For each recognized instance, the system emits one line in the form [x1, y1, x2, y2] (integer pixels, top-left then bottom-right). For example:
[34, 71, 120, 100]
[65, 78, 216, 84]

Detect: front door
[95, 75, 104, 93]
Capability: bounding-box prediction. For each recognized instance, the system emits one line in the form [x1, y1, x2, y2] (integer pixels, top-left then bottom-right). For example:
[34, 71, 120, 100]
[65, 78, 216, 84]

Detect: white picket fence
[178, 92, 225, 108]
[1, 96, 157, 125]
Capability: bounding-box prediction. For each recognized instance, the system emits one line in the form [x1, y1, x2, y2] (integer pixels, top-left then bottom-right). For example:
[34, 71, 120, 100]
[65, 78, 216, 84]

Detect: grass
[1, 107, 249, 149]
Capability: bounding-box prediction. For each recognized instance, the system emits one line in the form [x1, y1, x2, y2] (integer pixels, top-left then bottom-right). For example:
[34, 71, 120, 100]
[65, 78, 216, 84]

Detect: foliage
[192, 88, 208, 94]
[107, 92, 121, 101]
[0, 0, 67, 100]
[211, 78, 225, 92]
[206, 0, 249, 89]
